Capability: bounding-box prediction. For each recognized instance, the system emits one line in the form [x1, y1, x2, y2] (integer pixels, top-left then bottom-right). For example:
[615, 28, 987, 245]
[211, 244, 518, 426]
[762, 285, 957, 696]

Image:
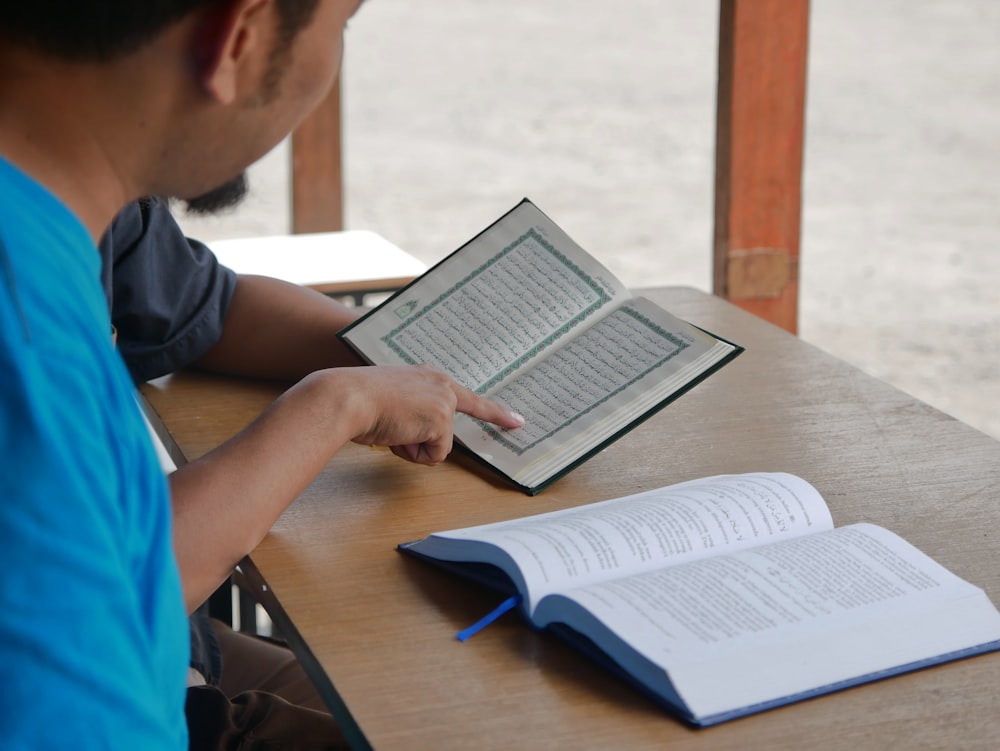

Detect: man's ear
[193, 0, 272, 104]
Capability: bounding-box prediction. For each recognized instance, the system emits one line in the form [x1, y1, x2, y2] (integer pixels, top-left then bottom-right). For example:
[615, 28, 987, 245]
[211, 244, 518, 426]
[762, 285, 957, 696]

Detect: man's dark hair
[0, 0, 320, 63]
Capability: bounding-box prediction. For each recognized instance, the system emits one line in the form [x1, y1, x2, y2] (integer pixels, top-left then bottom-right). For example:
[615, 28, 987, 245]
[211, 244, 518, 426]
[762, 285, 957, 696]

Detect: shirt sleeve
[99, 198, 237, 383]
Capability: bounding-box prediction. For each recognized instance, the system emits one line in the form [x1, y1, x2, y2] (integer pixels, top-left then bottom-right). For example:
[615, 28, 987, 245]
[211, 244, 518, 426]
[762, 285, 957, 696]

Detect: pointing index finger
[453, 385, 525, 430]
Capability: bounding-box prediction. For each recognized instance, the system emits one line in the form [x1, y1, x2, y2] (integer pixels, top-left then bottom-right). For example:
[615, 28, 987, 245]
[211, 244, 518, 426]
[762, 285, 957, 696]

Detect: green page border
[475, 306, 690, 456]
[378, 227, 613, 391]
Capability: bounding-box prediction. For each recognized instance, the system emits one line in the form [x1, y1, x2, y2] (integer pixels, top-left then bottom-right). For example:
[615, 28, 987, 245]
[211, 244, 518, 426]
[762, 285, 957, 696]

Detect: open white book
[340, 199, 742, 493]
[399, 472, 1000, 726]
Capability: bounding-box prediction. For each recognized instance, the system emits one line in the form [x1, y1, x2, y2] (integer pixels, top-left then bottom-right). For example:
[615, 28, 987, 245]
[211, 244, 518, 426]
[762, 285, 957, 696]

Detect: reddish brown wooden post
[713, 0, 809, 333]
[291, 77, 344, 233]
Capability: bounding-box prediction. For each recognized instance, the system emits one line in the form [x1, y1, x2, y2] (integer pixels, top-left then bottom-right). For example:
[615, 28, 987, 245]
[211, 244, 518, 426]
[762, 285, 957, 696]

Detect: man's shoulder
[0, 157, 94, 264]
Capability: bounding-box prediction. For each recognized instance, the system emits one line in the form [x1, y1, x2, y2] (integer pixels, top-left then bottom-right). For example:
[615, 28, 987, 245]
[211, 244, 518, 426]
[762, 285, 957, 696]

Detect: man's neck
[0, 51, 152, 241]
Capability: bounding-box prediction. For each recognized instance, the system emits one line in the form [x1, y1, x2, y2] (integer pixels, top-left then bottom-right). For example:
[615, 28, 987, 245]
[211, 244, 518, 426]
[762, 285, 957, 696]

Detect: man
[0, 2, 523, 748]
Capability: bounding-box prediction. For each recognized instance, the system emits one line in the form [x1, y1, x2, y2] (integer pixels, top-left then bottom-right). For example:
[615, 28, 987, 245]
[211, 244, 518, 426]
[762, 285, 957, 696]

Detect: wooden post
[713, 0, 809, 333]
[291, 77, 344, 233]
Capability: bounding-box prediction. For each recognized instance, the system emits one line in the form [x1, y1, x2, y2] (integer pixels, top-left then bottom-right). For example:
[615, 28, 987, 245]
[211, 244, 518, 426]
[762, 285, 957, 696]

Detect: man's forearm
[168, 370, 364, 613]
[168, 363, 525, 613]
[195, 274, 365, 380]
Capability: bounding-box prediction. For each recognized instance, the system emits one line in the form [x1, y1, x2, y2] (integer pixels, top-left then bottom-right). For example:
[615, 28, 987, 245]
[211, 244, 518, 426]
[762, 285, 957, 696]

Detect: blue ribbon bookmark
[456, 595, 522, 642]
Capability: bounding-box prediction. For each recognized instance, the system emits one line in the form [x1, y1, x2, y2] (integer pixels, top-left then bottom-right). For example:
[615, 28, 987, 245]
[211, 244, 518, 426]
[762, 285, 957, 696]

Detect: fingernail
[510, 412, 526, 427]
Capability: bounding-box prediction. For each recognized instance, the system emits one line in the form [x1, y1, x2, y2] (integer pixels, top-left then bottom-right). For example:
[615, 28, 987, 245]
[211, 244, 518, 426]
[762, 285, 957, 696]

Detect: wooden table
[142, 286, 1000, 750]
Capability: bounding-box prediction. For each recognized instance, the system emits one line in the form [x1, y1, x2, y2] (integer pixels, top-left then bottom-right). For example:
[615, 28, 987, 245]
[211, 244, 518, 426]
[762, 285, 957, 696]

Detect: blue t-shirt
[0, 159, 188, 748]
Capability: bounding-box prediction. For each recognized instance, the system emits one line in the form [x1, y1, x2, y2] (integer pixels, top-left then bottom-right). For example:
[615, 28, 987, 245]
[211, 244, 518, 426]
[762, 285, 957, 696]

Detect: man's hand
[336, 364, 524, 465]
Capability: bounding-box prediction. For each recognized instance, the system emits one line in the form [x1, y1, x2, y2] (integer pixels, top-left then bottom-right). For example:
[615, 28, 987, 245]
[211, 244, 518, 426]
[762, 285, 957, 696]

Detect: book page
[417, 473, 832, 612]
[340, 200, 631, 393]
[453, 297, 736, 487]
[535, 523, 1000, 720]
[342, 199, 741, 491]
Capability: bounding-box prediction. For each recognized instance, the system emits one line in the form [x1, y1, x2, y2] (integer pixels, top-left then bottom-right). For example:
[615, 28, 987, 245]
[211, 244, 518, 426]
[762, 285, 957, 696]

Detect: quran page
[340, 200, 632, 392]
[453, 296, 737, 489]
[341, 199, 742, 492]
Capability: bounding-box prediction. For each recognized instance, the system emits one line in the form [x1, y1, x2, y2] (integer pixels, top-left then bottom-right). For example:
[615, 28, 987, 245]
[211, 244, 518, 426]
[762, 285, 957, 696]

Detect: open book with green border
[339, 199, 743, 494]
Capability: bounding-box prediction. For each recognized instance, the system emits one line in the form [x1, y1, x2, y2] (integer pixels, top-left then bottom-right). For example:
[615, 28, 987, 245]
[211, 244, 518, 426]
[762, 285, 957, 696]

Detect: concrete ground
[177, 0, 1000, 440]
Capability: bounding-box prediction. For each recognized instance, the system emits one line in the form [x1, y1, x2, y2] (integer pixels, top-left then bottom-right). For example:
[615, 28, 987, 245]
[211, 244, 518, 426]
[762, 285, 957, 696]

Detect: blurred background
[177, 0, 1000, 440]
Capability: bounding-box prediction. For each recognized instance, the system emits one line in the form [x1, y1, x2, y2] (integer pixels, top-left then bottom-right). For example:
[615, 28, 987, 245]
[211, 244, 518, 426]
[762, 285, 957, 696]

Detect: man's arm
[169, 363, 524, 612]
[103, 197, 364, 383]
[193, 273, 365, 380]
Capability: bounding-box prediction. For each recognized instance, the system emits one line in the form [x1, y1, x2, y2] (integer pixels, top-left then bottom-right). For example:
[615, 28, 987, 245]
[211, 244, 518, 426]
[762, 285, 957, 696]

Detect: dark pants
[185, 619, 348, 751]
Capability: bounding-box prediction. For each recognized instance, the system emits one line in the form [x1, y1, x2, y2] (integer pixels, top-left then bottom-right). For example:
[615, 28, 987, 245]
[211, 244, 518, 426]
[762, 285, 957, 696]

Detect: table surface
[142, 286, 1000, 751]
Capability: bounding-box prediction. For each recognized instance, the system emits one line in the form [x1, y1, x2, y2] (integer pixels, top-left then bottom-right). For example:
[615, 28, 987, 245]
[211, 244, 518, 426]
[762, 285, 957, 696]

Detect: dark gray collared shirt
[99, 196, 236, 385]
